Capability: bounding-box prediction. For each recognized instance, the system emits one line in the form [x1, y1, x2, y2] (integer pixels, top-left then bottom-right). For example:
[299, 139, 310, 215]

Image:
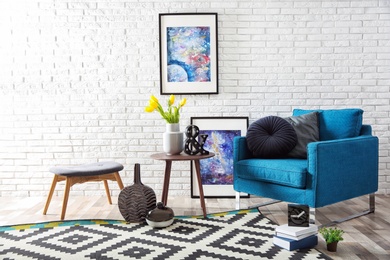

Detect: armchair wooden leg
[43, 175, 59, 215]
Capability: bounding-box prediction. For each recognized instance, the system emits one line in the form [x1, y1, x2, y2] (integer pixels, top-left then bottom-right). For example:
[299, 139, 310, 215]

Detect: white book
[275, 224, 318, 237]
[276, 230, 318, 241]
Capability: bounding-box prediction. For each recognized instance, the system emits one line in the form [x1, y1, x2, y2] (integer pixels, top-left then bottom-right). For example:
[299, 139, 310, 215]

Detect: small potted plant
[319, 226, 344, 252]
[145, 94, 187, 155]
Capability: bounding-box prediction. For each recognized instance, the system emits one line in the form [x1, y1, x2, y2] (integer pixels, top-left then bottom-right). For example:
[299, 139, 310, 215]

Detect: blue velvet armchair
[233, 109, 378, 223]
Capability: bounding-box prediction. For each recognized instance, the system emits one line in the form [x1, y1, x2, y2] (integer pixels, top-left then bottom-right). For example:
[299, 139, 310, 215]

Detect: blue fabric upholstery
[235, 158, 307, 188]
[307, 136, 378, 206]
[293, 108, 363, 141]
[233, 109, 378, 208]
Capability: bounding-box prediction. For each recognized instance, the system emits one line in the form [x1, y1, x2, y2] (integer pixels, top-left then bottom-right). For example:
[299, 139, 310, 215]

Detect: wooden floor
[0, 194, 389, 259]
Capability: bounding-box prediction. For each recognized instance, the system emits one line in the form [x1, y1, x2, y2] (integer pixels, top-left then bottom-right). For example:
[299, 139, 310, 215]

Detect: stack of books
[273, 224, 318, 251]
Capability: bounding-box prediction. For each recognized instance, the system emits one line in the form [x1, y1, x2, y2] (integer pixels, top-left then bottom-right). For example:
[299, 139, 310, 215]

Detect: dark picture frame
[190, 117, 249, 198]
[159, 13, 219, 95]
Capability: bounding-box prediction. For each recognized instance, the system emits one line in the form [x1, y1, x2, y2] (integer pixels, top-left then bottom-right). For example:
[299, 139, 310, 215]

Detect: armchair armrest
[360, 124, 372, 135]
[307, 135, 378, 207]
[233, 136, 253, 162]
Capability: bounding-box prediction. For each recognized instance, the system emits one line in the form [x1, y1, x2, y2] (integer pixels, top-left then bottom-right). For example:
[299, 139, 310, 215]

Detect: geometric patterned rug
[0, 208, 331, 259]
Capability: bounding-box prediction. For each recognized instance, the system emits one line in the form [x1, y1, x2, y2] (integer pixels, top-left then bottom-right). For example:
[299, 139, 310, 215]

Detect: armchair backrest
[293, 108, 364, 141]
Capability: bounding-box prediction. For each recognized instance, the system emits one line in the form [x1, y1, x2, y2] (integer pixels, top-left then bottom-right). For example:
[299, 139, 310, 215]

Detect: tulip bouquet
[145, 95, 187, 124]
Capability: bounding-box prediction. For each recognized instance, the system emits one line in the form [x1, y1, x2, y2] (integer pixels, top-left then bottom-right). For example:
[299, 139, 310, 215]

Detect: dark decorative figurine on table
[184, 125, 209, 155]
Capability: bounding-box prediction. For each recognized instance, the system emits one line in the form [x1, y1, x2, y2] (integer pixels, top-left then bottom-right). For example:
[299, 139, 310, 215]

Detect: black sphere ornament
[184, 125, 209, 155]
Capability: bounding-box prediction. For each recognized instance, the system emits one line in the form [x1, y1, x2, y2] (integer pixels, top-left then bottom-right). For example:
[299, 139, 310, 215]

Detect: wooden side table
[150, 152, 215, 218]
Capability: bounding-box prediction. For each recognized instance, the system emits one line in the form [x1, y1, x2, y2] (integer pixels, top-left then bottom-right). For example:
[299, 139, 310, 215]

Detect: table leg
[161, 160, 172, 206]
[194, 159, 207, 218]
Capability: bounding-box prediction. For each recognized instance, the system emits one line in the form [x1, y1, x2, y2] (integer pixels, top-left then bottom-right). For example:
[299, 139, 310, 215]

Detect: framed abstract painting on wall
[159, 13, 219, 95]
[190, 117, 249, 198]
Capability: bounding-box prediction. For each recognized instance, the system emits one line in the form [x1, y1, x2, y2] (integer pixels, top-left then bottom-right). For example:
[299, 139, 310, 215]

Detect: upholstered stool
[43, 161, 125, 220]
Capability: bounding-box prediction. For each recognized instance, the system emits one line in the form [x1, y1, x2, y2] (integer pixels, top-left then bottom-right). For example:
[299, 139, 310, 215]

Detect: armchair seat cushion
[235, 158, 307, 189]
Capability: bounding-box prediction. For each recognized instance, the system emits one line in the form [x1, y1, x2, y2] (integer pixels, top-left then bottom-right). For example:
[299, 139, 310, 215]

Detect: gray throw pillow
[284, 112, 319, 159]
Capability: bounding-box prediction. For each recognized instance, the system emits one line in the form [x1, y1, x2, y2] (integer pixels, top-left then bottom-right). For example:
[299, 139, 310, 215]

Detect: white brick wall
[0, 0, 389, 197]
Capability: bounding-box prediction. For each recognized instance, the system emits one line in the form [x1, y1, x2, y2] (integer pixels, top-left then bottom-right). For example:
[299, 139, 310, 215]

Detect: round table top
[150, 152, 215, 161]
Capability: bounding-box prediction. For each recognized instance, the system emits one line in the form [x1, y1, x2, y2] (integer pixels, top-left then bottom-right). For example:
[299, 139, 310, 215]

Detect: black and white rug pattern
[0, 209, 331, 259]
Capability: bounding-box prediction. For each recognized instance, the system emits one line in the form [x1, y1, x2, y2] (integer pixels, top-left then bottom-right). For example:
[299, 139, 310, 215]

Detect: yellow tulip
[179, 98, 187, 107]
[149, 99, 158, 109]
[145, 105, 155, 113]
[169, 94, 175, 106]
[150, 95, 159, 104]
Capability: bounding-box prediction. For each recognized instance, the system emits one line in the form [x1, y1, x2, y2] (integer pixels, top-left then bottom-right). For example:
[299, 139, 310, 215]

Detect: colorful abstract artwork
[166, 26, 211, 83]
[198, 130, 241, 185]
[159, 13, 218, 94]
[190, 117, 248, 198]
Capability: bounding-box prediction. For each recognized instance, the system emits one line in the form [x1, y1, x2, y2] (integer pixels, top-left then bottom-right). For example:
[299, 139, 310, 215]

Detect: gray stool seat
[50, 162, 124, 177]
[43, 161, 125, 220]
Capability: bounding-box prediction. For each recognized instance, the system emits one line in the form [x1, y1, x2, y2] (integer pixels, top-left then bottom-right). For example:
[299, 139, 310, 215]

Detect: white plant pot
[163, 123, 184, 155]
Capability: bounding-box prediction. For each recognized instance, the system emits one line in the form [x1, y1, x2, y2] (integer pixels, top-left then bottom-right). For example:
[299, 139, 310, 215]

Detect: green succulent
[319, 227, 344, 244]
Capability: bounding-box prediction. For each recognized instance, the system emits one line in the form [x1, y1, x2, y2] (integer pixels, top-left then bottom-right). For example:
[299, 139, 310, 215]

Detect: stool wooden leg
[103, 180, 112, 204]
[43, 175, 59, 215]
[114, 172, 124, 190]
[61, 177, 72, 220]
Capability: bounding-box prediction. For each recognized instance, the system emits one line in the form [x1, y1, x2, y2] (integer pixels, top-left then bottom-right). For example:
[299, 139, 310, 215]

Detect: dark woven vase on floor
[118, 163, 156, 223]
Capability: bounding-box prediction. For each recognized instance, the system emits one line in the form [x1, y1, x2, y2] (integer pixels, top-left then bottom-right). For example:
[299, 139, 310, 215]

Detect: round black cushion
[246, 116, 297, 158]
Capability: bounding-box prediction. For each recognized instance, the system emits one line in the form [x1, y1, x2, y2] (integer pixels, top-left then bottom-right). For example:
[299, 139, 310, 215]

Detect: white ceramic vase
[163, 123, 184, 155]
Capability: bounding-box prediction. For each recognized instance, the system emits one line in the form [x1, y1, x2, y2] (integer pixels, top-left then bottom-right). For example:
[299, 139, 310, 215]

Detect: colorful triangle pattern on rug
[0, 208, 331, 259]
